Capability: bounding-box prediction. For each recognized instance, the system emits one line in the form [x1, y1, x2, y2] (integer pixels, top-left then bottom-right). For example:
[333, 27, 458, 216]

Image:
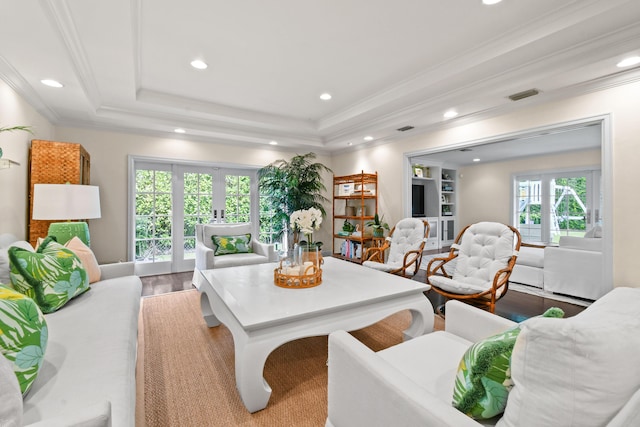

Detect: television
[411, 184, 425, 217]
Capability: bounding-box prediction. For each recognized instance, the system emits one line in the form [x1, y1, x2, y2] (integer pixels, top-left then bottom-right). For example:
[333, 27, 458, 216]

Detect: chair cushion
[387, 218, 425, 265]
[362, 260, 416, 275]
[212, 234, 253, 256]
[453, 308, 564, 420]
[428, 275, 496, 295]
[202, 223, 252, 250]
[450, 222, 514, 290]
[499, 287, 640, 427]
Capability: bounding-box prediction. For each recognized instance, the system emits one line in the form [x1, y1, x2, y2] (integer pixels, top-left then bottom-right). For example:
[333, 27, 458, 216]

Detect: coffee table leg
[234, 339, 274, 413]
[200, 292, 221, 327]
[402, 300, 435, 341]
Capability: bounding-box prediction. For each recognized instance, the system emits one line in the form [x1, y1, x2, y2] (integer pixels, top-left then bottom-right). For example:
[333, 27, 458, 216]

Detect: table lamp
[32, 183, 101, 246]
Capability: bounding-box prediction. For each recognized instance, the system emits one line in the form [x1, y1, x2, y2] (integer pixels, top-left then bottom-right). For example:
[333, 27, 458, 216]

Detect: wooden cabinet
[332, 171, 378, 263]
[28, 140, 90, 247]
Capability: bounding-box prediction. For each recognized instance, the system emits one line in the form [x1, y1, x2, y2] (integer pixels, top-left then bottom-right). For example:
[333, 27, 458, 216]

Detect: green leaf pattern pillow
[0, 285, 48, 395]
[453, 307, 565, 420]
[212, 234, 253, 256]
[8, 236, 89, 313]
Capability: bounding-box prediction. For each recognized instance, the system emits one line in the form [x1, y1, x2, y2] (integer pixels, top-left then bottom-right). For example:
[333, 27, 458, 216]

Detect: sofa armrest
[195, 240, 214, 270]
[558, 236, 602, 252]
[26, 400, 111, 427]
[327, 330, 480, 427]
[445, 300, 516, 342]
[252, 240, 277, 262]
[99, 262, 135, 281]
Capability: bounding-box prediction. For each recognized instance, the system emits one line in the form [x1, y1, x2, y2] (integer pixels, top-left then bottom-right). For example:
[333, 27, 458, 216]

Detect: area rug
[139, 289, 442, 426]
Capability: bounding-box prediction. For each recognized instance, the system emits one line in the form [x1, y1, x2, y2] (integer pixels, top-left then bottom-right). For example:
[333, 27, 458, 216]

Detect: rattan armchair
[426, 221, 521, 313]
[362, 218, 430, 278]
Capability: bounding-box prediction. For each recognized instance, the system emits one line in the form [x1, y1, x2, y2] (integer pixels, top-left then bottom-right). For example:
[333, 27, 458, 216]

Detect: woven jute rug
[137, 289, 441, 426]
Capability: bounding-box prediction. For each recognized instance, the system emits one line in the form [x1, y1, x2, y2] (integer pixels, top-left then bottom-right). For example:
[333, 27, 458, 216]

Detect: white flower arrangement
[290, 207, 323, 244]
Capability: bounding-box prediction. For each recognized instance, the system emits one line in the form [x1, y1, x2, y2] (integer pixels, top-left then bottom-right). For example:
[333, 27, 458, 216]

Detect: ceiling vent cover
[397, 125, 414, 132]
[508, 89, 540, 101]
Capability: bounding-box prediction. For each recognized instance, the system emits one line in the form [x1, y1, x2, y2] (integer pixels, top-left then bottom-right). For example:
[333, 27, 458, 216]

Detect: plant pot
[373, 228, 384, 238]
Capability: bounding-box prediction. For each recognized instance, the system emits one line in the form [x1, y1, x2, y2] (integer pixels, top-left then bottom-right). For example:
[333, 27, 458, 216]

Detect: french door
[514, 168, 601, 244]
[131, 160, 257, 275]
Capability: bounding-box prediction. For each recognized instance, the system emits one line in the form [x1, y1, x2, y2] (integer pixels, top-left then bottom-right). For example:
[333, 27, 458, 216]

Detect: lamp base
[48, 222, 90, 246]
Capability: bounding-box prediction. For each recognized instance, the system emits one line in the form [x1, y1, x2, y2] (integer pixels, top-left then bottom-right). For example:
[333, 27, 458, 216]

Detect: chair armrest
[195, 240, 214, 270]
[445, 300, 516, 342]
[363, 245, 387, 262]
[327, 330, 480, 427]
[252, 240, 277, 262]
[99, 262, 135, 281]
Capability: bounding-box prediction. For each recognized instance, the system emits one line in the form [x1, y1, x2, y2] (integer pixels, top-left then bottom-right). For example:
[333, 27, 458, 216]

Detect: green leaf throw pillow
[0, 285, 48, 395]
[8, 236, 89, 313]
[453, 307, 564, 419]
[212, 234, 253, 256]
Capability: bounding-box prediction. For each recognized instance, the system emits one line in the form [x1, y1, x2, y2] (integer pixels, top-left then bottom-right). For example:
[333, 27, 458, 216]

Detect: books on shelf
[340, 240, 362, 259]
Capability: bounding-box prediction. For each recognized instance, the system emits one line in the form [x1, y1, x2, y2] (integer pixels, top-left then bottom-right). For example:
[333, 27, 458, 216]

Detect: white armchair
[327, 288, 640, 427]
[192, 223, 277, 288]
[544, 235, 606, 300]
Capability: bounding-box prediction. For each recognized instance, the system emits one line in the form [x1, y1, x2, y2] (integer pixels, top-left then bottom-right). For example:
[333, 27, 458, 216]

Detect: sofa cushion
[498, 287, 640, 427]
[0, 285, 48, 395]
[0, 237, 33, 285]
[0, 352, 23, 426]
[213, 252, 271, 269]
[8, 237, 89, 313]
[513, 246, 544, 268]
[22, 276, 141, 426]
[64, 237, 101, 284]
[378, 331, 473, 402]
[202, 222, 252, 250]
[212, 234, 253, 256]
[453, 307, 564, 420]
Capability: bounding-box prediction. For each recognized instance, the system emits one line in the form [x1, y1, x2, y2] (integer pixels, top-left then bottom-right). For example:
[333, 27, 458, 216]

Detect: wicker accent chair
[426, 221, 521, 313]
[362, 218, 430, 278]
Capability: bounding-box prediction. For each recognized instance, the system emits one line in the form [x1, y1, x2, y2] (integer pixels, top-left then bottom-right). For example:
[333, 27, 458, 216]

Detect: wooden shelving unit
[332, 171, 378, 264]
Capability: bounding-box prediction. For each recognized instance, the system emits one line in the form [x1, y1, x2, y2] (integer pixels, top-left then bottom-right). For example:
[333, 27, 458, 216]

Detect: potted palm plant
[258, 153, 332, 248]
[366, 213, 390, 237]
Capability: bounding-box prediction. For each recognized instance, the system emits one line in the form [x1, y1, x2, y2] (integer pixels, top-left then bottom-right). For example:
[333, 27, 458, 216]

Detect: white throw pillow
[0, 354, 23, 427]
[498, 287, 640, 427]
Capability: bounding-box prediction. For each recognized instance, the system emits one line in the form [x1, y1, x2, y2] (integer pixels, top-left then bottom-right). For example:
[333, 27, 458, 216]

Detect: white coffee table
[196, 256, 433, 413]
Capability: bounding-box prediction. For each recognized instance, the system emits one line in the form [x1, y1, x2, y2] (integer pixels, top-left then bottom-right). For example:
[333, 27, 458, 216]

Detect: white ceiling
[1, 0, 639, 153]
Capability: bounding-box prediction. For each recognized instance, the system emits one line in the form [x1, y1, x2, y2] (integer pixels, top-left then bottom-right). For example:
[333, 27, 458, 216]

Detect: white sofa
[544, 235, 605, 300]
[193, 222, 277, 287]
[327, 288, 640, 427]
[1, 235, 142, 426]
[509, 244, 544, 288]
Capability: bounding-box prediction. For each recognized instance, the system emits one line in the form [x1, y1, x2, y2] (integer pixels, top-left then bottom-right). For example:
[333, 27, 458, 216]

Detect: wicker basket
[274, 261, 322, 288]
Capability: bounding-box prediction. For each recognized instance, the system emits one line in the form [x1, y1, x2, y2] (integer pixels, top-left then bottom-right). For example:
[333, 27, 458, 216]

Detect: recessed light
[41, 79, 63, 88]
[617, 56, 640, 68]
[473, 158, 481, 162]
[190, 59, 208, 70]
[269, 140, 278, 145]
[444, 110, 458, 119]
[174, 128, 186, 134]
[363, 136, 374, 141]
[482, 0, 502, 4]
[320, 93, 332, 101]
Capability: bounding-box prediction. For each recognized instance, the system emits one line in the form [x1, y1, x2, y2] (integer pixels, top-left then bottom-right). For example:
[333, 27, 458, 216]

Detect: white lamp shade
[32, 184, 101, 220]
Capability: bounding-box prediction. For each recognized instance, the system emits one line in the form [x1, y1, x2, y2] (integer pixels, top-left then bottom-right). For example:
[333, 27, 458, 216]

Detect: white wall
[53, 126, 333, 263]
[0, 80, 53, 238]
[457, 149, 601, 226]
[331, 80, 640, 287]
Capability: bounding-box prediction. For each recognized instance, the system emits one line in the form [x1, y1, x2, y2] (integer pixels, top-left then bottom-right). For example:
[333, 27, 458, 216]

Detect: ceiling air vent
[508, 89, 540, 101]
[397, 125, 414, 132]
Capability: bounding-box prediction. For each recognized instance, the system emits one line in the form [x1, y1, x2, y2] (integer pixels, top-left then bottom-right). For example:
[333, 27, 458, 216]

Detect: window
[130, 159, 259, 275]
[514, 168, 601, 244]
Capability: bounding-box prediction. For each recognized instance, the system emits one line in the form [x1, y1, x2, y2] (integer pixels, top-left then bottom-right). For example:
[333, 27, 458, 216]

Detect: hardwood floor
[141, 265, 586, 321]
